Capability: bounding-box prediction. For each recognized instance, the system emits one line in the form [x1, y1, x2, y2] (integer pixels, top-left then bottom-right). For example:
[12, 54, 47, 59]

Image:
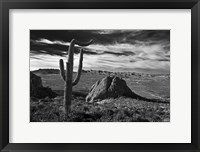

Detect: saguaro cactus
[59, 39, 93, 114]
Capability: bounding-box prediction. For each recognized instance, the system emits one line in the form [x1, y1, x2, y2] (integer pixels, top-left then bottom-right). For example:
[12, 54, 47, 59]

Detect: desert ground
[30, 69, 170, 122]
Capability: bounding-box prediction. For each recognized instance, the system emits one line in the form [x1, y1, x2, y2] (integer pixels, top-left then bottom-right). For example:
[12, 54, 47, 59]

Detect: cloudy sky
[30, 30, 170, 74]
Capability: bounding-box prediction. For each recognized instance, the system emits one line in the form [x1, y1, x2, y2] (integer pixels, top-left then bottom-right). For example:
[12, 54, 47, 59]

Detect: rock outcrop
[30, 72, 57, 99]
[86, 76, 138, 103]
[30, 72, 43, 90]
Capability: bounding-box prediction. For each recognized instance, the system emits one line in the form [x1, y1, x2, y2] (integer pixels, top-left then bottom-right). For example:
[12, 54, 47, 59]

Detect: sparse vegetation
[30, 69, 170, 122]
[30, 96, 170, 122]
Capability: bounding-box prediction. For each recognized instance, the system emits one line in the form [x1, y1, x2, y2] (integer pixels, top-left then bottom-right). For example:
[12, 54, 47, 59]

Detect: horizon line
[30, 68, 170, 75]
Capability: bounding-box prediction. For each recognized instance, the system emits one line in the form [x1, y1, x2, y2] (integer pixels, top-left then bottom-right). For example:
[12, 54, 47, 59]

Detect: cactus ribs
[59, 39, 93, 115]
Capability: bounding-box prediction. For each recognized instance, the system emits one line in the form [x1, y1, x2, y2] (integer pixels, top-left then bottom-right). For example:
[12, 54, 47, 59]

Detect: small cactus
[59, 39, 93, 114]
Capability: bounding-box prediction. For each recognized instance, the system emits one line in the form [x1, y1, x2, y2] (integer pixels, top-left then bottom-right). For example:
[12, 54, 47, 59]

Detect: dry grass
[31, 96, 170, 122]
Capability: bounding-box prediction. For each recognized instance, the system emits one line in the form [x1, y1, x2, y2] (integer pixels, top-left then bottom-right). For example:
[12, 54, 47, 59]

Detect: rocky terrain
[30, 69, 170, 122]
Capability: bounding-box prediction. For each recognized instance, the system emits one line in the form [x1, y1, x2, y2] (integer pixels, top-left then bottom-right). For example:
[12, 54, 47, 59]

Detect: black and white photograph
[30, 30, 170, 122]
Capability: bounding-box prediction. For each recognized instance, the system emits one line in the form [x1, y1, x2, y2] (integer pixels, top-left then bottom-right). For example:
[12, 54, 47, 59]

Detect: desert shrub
[152, 115, 161, 122]
[123, 108, 133, 117]
[66, 111, 98, 122]
[30, 105, 37, 113]
[136, 116, 149, 122]
[30, 95, 170, 122]
[104, 109, 115, 116]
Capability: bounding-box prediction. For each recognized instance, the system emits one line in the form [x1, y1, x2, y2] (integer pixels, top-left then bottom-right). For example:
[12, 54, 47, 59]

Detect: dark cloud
[163, 45, 170, 50]
[83, 49, 99, 55]
[133, 30, 170, 42]
[31, 39, 136, 57]
[30, 30, 86, 42]
[30, 40, 90, 56]
[165, 54, 170, 58]
[30, 30, 112, 45]
[91, 30, 170, 46]
[104, 51, 135, 56]
[129, 59, 137, 63]
[31, 42, 67, 56]
[156, 59, 170, 62]
[30, 30, 170, 46]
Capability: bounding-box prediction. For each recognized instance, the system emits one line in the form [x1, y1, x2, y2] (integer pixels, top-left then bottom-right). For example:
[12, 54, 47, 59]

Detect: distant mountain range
[31, 68, 170, 78]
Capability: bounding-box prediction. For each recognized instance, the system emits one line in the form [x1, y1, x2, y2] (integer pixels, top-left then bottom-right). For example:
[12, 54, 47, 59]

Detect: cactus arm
[73, 39, 93, 47]
[73, 49, 83, 86]
[68, 39, 93, 63]
[67, 39, 93, 81]
[59, 59, 65, 81]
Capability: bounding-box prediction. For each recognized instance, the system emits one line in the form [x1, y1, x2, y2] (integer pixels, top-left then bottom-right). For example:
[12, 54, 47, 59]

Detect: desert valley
[30, 69, 170, 122]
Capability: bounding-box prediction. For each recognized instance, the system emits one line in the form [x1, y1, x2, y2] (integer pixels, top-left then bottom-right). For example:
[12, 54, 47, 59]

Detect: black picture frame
[0, 0, 200, 151]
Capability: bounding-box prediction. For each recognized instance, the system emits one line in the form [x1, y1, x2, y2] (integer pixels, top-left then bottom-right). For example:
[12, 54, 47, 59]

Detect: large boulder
[30, 72, 57, 99]
[86, 76, 138, 103]
[30, 72, 43, 91]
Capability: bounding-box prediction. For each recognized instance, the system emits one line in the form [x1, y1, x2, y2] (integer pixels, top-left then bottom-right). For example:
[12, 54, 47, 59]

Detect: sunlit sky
[30, 30, 170, 74]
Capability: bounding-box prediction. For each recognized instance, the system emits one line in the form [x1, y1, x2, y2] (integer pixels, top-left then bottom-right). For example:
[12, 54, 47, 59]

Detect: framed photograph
[0, 0, 200, 151]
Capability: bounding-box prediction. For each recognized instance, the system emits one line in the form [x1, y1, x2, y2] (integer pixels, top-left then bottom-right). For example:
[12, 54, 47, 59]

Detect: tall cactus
[59, 39, 93, 115]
